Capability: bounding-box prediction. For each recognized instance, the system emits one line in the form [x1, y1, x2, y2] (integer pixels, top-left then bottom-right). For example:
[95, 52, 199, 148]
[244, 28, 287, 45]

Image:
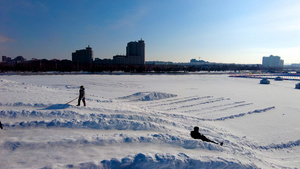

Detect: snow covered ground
[0, 74, 299, 169]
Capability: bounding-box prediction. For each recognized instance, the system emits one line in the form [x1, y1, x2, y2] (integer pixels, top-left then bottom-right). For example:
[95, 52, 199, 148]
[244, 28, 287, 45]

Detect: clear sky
[1, 0, 299, 64]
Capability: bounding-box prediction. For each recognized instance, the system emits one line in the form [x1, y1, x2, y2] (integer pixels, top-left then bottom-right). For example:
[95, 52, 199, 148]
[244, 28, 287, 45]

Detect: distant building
[113, 55, 127, 64]
[190, 59, 209, 65]
[146, 61, 174, 65]
[126, 39, 145, 65]
[2, 56, 11, 62]
[112, 39, 145, 65]
[291, 63, 300, 68]
[72, 45, 94, 66]
[2, 56, 26, 65]
[14, 56, 26, 64]
[262, 55, 284, 68]
[2, 56, 7, 62]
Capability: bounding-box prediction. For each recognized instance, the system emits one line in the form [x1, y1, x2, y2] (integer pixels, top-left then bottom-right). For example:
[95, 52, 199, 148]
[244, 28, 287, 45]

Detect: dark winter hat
[194, 126, 199, 131]
[80, 85, 84, 88]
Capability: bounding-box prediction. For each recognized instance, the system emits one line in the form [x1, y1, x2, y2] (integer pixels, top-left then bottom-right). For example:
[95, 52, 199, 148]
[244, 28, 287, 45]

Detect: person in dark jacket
[0, 121, 3, 129]
[191, 126, 223, 146]
[77, 85, 86, 106]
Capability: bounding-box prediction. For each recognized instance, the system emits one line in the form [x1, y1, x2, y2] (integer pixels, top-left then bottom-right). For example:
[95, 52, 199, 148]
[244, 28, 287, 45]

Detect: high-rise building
[126, 39, 145, 65]
[112, 39, 146, 65]
[262, 55, 284, 68]
[72, 46, 94, 65]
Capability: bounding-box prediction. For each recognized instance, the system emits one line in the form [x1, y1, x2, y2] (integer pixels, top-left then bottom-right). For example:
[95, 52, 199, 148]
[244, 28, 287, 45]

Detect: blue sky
[1, 0, 299, 64]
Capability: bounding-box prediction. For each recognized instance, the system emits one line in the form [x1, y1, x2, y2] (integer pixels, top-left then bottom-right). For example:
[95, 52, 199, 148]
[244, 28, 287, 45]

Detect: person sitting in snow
[77, 85, 86, 106]
[191, 126, 223, 146]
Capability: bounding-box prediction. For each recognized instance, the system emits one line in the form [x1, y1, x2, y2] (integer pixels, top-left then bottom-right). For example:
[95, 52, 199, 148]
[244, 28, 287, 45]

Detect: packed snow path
[0, 75, 299, 169]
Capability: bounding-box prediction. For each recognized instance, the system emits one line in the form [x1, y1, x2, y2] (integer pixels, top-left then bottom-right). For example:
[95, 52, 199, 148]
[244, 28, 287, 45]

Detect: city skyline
[1, 0, 300, 64]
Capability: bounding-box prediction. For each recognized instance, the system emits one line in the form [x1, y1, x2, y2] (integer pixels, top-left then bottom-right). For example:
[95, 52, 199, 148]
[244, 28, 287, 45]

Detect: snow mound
[117, 92, 177, 101]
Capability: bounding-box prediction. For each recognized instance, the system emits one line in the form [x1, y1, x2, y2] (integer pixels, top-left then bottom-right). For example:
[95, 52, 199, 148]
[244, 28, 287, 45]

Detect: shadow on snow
[42, 104, 71, 110]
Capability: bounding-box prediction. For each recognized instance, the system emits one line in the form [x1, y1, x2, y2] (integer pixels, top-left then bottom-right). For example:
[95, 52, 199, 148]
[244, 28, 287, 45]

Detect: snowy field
[0, 74, 299, 169]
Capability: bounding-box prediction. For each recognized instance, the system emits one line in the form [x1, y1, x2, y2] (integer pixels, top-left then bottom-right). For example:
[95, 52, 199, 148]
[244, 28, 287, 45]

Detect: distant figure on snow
[0, 121, 3, 129]
[77, 85, 86, 106]
[191, 126, 223, 146]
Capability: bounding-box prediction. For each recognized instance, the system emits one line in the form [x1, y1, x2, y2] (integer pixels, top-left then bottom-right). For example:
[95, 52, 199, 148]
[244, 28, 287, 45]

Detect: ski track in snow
[0, 76, 299, 169]
[182, 101, 254, 114]
[164, 97, 228, 111]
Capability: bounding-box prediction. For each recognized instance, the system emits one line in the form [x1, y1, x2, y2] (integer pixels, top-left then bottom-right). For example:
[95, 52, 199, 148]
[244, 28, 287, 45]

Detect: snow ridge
[0, 110, 86, 119]
[5, 118, 167, 131]
[3, 133, 223, 152]
[1, 110, 189, 130]
[100, 153, 256, 169]
[52, 153, 258, 169]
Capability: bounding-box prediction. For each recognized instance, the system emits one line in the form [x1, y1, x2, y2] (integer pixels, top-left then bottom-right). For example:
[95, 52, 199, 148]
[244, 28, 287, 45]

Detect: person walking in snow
[191, 126, 223, 146]
[0, 121, 3, 129]
[77, 85, 86, 106]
